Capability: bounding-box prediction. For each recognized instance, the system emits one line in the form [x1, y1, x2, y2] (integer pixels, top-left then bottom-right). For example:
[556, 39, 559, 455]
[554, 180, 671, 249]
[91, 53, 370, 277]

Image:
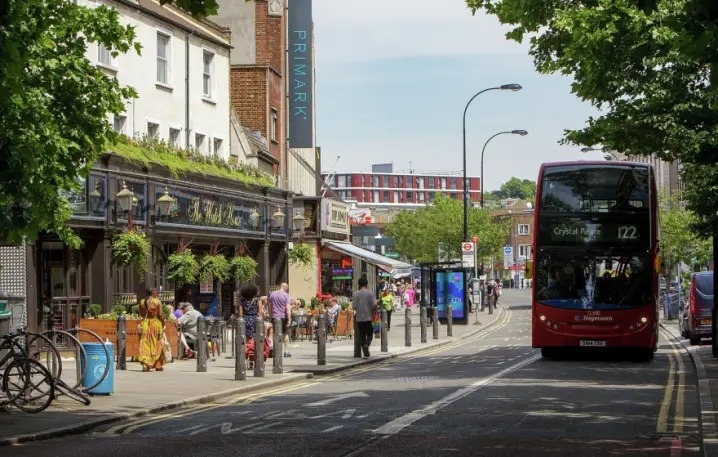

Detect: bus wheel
[689, 336, 701, 346]
[541, 347, 558, 359]
[639, 349, 655, 362]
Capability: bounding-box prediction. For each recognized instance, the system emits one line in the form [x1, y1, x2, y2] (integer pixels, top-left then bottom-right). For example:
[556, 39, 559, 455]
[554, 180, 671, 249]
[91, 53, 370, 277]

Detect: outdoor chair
[207, 320, 221, 357]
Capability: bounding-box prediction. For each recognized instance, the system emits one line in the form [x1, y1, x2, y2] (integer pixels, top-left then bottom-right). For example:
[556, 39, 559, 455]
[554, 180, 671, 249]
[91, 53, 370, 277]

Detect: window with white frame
[213, 137, 223, 155]
[519, 244, 532, 259]
[113, 115, 126, 134]
[147, 121, 159, 139]
[518, 224, 530, 236]
[156, 32, 170, 84]
[195, 133, 206, 152]
[270, 108, 278, 142]
[202, 50, 214, 98]
[98, 44, 112, 67]
[169, 128, 181, 147]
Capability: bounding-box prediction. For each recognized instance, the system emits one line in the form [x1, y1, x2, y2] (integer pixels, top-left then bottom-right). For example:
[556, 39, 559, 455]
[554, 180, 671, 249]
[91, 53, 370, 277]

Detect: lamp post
[271, 207, 285, 231]
[292, 210, 306, 241]
[462, 84, 522, 242]
[156, 187, 174, 219]
[480, 130, 529, 209]
[116, 180, 135, 229]
[581, 146, 619, 161]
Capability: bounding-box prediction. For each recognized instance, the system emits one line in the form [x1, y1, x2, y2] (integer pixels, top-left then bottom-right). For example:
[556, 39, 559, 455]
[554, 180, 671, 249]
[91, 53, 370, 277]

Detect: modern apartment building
[322, 163, 481, 208]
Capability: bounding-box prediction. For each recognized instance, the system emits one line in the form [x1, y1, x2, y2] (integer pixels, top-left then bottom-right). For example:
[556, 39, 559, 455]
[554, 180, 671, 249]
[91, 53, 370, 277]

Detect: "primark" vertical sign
[288, 0, 313, 148]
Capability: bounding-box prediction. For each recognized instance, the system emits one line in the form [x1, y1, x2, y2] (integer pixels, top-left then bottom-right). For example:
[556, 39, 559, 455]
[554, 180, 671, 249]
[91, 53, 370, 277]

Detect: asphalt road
[5, 302, 702, 457]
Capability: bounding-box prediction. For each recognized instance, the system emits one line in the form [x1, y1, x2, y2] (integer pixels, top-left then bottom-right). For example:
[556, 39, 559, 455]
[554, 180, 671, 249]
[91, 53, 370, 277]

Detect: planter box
[335, 310, 353, 336]
[79, 318, 179, 359]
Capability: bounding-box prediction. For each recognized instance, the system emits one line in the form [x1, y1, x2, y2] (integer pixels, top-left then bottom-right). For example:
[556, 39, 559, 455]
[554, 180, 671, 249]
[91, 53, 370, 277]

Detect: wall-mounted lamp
[116, 180, 136, 229]
[271, 207, 286, 230]
[249, 207, 261, 229]
[157, 187, 174, 217]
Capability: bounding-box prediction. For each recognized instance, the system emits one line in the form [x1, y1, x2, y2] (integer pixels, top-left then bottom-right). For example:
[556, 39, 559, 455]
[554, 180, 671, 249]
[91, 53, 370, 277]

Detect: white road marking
[305, 392, 369, 407]
[373, 353, 541, 436]
[323, 425, 343, 433]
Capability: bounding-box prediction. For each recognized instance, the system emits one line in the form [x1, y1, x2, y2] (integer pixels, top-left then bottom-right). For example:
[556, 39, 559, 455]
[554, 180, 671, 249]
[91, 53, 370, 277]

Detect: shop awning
[323, 241, 414, 277]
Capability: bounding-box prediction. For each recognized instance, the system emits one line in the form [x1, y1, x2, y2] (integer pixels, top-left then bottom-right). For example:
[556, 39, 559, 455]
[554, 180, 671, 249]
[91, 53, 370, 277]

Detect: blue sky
[312, 0, 605, 191]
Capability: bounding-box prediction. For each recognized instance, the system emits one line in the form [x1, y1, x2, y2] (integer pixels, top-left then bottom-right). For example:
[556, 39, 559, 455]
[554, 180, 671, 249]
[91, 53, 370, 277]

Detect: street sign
[462, 242, 475, 269]
[462, 242, 473, 253]
[503, 246, 513, 256]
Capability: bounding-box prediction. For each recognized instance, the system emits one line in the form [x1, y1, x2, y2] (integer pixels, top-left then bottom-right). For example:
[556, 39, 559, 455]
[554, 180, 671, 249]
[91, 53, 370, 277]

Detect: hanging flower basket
[288, 242, 313, 269]
[230, 256, 258, 283]
[167, 249, 199, 286]
[111, 229, 150, 276]
[199, 253, 230, 283]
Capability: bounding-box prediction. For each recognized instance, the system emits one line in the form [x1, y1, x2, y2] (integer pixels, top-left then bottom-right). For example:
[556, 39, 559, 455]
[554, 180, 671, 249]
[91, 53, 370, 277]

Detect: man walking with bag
[353, 277, 377, 358]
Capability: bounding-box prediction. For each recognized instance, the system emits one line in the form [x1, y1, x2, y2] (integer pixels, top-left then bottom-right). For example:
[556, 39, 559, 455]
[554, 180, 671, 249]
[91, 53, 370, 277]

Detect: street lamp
[462, 83, 523, 242]
[480, 130, 529, 209]
[292, 210, 306, 240]
[271, 207, 285, 230]
[249, 206, 261, 229]
[581, 146, 619, 161]
[156, 187, 174, 218]
[116, 180, 135, 229]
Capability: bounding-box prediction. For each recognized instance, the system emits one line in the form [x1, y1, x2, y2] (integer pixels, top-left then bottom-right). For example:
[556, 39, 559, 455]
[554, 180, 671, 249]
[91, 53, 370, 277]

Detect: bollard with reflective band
[273, 318, 283, 374]
[353, 316, 362, 358]
[432, 307, 439, 340]
[405, 308, 411, 347]
[254, 316, 265, 377]
[235, 317, 246, 381]
[196, 317, 208, 372]
[380, 309, 388, 353]
[317, 314, 327, 366]
[420, 307, 428, 343]
[447, 304, 453, 337]
[116, 315, 127, 370]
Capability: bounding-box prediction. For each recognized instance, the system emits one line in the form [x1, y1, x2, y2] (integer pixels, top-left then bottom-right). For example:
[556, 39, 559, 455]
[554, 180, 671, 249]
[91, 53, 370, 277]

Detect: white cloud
[313, 0, 528, 62]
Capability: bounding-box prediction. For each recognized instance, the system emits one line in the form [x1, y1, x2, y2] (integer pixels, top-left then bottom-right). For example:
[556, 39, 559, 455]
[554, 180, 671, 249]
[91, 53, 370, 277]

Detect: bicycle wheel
[3, 359, 55, 413]
[24, 332, 63, 380]
[66, 328, 110, 393]
[41, 329, 88, 390]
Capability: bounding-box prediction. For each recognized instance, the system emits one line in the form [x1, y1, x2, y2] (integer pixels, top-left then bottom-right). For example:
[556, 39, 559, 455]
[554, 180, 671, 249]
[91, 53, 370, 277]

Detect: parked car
[685, 271, 714, 345]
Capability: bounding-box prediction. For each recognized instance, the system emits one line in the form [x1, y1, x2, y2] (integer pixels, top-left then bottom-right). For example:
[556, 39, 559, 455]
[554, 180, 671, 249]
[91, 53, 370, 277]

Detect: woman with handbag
[137, 297, 166, 372]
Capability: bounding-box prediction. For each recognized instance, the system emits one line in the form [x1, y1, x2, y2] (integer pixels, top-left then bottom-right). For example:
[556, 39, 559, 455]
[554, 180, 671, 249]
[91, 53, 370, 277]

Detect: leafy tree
[498, 178, 536, 201]
[659, 189, 712, 275]
[0, 0, 217, 246]
[465, 0, 718, 234]
[385, 194, 509, 265]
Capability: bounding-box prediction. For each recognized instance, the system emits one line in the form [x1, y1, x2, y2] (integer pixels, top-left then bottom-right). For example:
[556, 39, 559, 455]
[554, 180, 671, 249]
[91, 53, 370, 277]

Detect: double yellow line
[657, 329, 686, 434]
[108, 306, 514, 435]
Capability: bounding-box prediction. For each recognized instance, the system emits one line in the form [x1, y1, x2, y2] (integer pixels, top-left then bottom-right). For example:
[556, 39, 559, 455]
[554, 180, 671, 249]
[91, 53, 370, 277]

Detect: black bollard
[432, 307, 439, 340]
[235, 317, 246, 381]
[405, 308, 411, 347]
[381, 309, 388, 353]
[420, 307, 427, 343]
[447, 303, 453, 337]
[196, 317, 208, 372]
[254, 316, 265, 377]
[317, 314, 327, 366]
[273, 318, 283, 374]
[353, 316, 362, 358]
[116, 315, 127, 370]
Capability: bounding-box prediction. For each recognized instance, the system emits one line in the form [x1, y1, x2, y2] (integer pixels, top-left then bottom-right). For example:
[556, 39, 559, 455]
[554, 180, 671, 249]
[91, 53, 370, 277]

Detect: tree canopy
[659, 189, 712, 274]
[0, 0, 217, 246]
[497, 177, 536, 201]
[467, 0, 718, 234]
[385, 194, 509, 264]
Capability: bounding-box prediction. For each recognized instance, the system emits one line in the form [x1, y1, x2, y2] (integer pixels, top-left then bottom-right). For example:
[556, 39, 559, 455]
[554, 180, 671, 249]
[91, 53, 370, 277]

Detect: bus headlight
[539, 315, 546, 322]
[629, 325, 634, 330]
[641, 317, 648, 323]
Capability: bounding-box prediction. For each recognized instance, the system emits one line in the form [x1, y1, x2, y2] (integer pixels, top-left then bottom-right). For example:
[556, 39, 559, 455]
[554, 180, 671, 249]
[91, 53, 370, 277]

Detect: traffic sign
[462, 242, 473, 253]
[503, 246, 513, 256]
[462, 242, 475, 268]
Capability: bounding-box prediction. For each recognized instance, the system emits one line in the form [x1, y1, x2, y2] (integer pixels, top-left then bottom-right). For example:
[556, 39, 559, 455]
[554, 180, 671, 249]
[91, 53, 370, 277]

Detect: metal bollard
[273, 318, 283, 374]
[196, 316, 208, 372]
[353, 317, 362, 358]
[116, 315, 127, 370]
[432, 307, 439, 340]
[317, 314, 327, 366]
[177, 324, 184, 359]
[447, 303, 453, 337]
[254, 316, 265, 377]
[230, 320, 236, 358]
[405, 308, 411, 347]
[380, 309, 388, 352]
[235, 317, 246, 381]
[420, 307, 427, 343]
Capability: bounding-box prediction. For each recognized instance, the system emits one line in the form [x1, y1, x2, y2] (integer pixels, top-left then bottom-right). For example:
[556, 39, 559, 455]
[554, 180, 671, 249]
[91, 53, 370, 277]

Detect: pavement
[0, 300, 508, 445]
[660, 316, 718, 457]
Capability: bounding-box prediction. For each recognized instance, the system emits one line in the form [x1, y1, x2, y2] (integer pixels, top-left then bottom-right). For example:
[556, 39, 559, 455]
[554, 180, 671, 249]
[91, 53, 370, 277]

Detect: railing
[113, 293, 137, 306]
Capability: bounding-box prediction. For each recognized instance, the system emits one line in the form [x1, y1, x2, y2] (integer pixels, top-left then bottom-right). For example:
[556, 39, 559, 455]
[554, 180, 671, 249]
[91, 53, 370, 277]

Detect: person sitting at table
[176, 302, 201, 359]
[327, 298, 341, 340]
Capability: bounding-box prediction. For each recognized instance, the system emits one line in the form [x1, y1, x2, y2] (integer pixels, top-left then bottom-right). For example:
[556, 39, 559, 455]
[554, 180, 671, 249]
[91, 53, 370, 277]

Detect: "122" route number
[617, 225, 638, 240]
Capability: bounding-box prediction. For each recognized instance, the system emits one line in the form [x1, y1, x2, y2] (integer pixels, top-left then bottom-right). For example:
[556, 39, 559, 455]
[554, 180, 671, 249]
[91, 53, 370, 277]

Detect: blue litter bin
[80, 342, 114, 395]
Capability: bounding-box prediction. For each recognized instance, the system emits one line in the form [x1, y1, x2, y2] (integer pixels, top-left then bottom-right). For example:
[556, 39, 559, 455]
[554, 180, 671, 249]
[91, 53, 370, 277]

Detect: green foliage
[385, 194, 509, 264]
[85, 304, 102, 318]
[310, 297, 321, 310]
[682, 163, 718, 238]
[466, 0, 718, 232]
[167, 249, 199, 286]
[230, 256, 258, 283]
[288, 243, 313, 269]
[497, 178, 536, 201]
[298, 298, 306, 308]
[111, 304, 127, 315]
[659, 189, 712, 272]
[130, 304, 140, 315]
[199, 253, 230, 283]
[110, 135, 275, 187]
[337, 296, 351, 310]
[111, 229, 150, 276]
[96, 311, 142, 320]
[0, 0, 138, 245]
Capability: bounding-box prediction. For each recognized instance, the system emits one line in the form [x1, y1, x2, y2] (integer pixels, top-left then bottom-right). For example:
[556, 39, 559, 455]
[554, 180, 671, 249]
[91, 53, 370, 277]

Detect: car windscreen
[694, 273, 714, 296]
[535, 249, 652, 310]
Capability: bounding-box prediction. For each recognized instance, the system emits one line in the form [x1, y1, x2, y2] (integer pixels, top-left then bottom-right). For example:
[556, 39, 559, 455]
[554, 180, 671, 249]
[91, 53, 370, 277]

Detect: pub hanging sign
[157, 187, 266, 233]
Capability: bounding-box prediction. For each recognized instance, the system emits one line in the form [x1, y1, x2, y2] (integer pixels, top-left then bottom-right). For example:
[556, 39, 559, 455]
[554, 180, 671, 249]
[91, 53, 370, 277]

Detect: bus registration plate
[579, 340, 606, 347]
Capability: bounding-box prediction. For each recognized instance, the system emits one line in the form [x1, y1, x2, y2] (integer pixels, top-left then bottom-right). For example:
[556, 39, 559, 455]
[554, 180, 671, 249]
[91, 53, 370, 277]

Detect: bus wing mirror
[656, 255, 666, 275]
[525, 260, 534, 280]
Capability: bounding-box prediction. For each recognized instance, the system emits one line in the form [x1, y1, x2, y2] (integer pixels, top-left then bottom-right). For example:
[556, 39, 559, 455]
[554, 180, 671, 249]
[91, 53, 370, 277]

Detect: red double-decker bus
[528, 161, 660, 360]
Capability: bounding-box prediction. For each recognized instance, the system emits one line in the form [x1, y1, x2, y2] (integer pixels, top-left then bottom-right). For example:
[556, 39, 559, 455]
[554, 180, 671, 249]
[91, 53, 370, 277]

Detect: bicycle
[0, 327, 55, 413]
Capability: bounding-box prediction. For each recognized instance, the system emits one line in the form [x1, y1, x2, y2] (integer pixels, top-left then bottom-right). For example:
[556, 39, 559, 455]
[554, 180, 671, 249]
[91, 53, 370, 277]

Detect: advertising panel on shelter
[434, 270, 466, 320]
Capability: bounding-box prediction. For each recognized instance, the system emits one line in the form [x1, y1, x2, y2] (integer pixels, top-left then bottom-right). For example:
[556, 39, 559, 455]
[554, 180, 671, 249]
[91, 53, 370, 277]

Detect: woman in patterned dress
[138, 297, 165, 372]
[238, 284, 261, 341]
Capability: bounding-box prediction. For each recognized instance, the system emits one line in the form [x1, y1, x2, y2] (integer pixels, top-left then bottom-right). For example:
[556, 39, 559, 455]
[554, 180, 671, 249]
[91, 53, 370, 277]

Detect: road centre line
[373, 353, 542, 436]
